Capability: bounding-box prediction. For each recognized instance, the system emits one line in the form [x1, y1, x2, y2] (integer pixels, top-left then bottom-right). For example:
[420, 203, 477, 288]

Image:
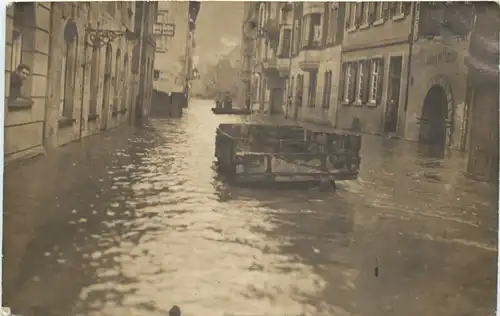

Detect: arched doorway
[100, 44, 112, 130]
[419, 84, 449, 155]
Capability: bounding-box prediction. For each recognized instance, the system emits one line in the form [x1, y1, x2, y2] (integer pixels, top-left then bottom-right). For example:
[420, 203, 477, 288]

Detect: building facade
[336, 3, 474, 153]
[152, 1, 199, 108]
[239, 2, 258, 109]
[245, 2, 345, 124]
[465, 3, 499, 183]
[5, 2, 156, 162]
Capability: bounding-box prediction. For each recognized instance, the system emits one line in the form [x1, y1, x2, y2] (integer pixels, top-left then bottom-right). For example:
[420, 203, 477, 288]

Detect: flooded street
[3, 99, 497, 316]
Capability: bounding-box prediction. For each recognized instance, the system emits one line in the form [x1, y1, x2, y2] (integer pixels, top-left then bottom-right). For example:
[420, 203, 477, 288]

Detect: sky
[193, 1, 245, 68]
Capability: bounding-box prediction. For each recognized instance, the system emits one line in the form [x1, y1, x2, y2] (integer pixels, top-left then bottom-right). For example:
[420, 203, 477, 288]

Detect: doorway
[384, 56, 403, 133]
[100, 45, 112, 131]
[419, 85, 448, 150]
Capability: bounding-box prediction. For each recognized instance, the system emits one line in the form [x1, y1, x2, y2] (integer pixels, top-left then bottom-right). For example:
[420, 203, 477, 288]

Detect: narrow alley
[3, 100, 497, 316]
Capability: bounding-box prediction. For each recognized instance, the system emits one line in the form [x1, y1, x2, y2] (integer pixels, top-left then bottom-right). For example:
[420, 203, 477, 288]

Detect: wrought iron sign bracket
[86, 27, 136, 48]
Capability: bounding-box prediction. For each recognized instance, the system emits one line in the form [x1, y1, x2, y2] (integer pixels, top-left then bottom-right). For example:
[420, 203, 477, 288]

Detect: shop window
[60, 20, 79, 119]
[307, 70, 318, 107]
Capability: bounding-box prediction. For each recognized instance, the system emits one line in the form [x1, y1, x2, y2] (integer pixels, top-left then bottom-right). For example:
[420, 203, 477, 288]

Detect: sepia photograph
[2, 1, 499, 316]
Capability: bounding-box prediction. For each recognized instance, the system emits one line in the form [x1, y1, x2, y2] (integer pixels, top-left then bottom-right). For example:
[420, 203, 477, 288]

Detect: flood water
[3, 99, 498, 316]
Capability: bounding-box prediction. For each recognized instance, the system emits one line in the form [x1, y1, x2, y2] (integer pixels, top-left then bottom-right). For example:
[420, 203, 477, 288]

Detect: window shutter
[345, 3, 352, 29]
[362, 60, 371, 104]
[382, 2, 390, 19]
[376, 58, 384, 105]
[403, 2, 412, 16]
[389, 2, 397, 17]
[355, 3, 363, 26]
[339, 64, 346, 102]
[323, 3, 329, 46]
[368, 2, 376, 24]
[349, 62, 357, 103]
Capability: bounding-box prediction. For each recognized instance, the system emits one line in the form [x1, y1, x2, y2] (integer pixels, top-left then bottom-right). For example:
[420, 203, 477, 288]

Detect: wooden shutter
[345, 3, 352, 29]
[349, 62, 358, 103]
[362, 60, 371, 104]
[355, 3, 363, 26]
[368, 2, 376, 24]
[339, 64, 346, 102]
[403, 2, 412, 16]
[382, 2, 390, 19]
[323, 3, 329, 46]
[376, 58, 384, 105]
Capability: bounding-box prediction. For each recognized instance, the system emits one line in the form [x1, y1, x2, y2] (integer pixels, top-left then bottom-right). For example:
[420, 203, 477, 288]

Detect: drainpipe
[403, 2, 417, 116]
[78, 41, 88, 140]
[285, 2, 295, 119]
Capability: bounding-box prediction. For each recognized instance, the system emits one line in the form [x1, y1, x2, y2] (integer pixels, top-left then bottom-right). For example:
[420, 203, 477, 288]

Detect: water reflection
[3, 100, 497, 316]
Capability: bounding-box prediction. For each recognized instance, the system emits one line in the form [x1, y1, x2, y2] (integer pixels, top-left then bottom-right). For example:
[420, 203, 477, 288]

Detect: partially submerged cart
[214, 123, 362, 190]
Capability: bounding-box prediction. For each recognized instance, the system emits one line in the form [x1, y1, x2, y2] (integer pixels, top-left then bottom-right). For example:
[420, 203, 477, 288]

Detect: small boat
[211, 91, 251, 115]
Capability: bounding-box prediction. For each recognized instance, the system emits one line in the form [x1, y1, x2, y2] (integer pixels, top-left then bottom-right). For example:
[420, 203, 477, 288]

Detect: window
[346, 3, 359, 29]
[369, 59, 380, 104]
[373, 2, 384, 22]
[155, 10, 169, 52]
[302, 13, 321, 49]
[60, 20, 78, 119]
[322, 71, 332, 109]
[292, 4, 302, 55]
[354, 61, 364, 104]
[278, 28, 292, 58]
[361, 3, 370, 25]
[326, 3, 338, 45]
[307, 70, 318, 107]
[341, 62, 357, 104]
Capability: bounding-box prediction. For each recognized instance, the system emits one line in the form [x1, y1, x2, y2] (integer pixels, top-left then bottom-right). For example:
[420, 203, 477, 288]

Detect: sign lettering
[424, 48, 458, 66]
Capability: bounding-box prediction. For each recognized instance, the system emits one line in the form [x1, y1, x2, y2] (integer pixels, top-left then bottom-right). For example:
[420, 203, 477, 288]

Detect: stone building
[465, 3, 499, 183]
[336, 3, 474, 154]
[135, 2, 158, 119]
[152, 1, 200, 112]
[245, 2, 345, 124]
[239, 2, 258, 109]
[5, 3, 51, 161]
[4, 2, 157, 162]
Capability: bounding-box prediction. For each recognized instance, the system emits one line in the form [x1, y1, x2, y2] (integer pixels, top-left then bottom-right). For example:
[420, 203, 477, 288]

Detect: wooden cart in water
[214, 123, 362, 190]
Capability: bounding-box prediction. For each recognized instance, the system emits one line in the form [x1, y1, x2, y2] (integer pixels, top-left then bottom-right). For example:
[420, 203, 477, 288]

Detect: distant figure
[10, 64, 31, 99]
[169, 305, 181, 316]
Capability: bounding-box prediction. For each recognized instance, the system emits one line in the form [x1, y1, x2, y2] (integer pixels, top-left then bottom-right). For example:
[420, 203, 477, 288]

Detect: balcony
[298, 49, 322, 71]
[261, 55, 278, 73]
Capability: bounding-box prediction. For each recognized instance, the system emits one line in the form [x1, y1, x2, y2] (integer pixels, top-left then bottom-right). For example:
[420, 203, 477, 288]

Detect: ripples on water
[4, 100, 497, 316]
